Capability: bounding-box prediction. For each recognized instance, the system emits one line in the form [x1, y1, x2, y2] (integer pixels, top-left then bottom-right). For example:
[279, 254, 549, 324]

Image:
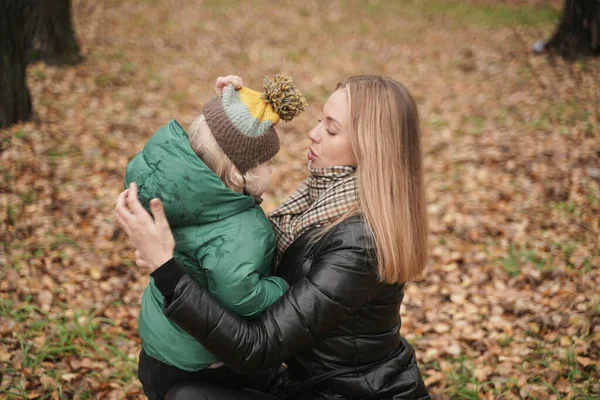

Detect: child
[124, 76, 307, 399]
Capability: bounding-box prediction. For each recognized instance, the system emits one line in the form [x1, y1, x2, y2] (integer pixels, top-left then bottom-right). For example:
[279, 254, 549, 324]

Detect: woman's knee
[165, 383, 211, 400]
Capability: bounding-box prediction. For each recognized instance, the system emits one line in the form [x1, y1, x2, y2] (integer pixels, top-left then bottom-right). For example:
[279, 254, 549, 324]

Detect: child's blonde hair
[188, 115, 263, 195]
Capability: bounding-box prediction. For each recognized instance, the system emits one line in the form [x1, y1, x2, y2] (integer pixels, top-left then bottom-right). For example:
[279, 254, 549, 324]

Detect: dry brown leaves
[1, 0, 598, 398]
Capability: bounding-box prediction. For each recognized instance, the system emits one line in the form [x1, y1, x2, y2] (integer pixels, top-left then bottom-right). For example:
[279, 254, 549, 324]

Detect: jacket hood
[125, 119, 256, 228]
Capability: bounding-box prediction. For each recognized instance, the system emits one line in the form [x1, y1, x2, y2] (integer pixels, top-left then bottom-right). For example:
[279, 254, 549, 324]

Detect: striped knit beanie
[203, 75, 307, 174]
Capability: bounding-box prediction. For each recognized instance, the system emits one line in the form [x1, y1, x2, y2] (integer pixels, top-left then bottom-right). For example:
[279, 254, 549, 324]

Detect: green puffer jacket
[124, 120, 289, 371]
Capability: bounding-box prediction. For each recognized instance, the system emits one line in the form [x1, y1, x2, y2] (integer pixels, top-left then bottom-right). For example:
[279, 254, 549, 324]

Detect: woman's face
[307, 89, 357, 169]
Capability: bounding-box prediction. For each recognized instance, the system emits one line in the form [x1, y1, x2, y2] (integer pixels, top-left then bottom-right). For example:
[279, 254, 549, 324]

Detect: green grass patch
[46, 148, 74, 159]
[19, 190, 36, 206]
[444, 355, 482, 399]
[46, 231, 80, 251]
[0, 299, 43, 322]
[94, 73, 116, 88]
[425, 0, 559, 28]
[6, 204, 18, 225]
[169, 92, 188, 104]
[14, 130, 27, 140]
[31, 67, 46, 80]
[502, 246, 521, 277]
[110, 48, 126, 62]
[0, 300, 138, 391]
[1, 167, 12, 188]
[566, 348, 600, 398]
[553, 241, 598, 275]
[495, 109, 510, 128]
[500, 244, 548, 277]
[429, 116, 449, 131]
[362, 0, 559, 28]
[122, 62, 138, 74]
[552, 201, 578, 216]
[0, 132, 12, 151]
[468, 115, 485, 135]
[204, 0, 243, 15]
[497, 334, 513, 348]
[587, 187, 600, 206]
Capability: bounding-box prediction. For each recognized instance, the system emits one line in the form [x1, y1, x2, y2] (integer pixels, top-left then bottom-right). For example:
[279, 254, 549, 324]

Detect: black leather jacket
[154, 216, 430, 399]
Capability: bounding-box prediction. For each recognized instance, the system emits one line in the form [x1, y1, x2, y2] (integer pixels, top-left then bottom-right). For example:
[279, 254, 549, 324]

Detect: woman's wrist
[151, 258, 185, 296]
[152, 252, 174, 272]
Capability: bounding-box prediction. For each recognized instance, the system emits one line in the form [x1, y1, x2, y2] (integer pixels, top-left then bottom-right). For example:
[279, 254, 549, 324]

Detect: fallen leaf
[520, 384, 547, 398]
[33, 335, 47, 349]
[576, 356, 594, 367]
[447, 343, 461, 356]
[0, 345, 11, 362]
[39, 375, 56, 390]
[555, 377, 570, 393]
[61, 373, 78, 382]
[433, 323, 450, 333]
[80, 358, 93, 369]
[560, 336, 572, 347]
[89, 267, 102, 280]
[69, 358, 82, 370]
[38, 290, 53, 311]
[424, 371, 444, 386]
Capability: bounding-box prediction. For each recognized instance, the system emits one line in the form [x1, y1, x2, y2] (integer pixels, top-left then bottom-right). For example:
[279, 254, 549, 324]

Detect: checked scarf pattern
[269, 165, 358, 256]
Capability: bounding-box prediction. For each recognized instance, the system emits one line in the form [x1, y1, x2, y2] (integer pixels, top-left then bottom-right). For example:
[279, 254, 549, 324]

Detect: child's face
[247, 160, 273, 197]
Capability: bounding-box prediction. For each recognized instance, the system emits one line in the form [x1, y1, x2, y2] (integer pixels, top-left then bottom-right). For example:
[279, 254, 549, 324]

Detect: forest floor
[1, 0, 599, 399]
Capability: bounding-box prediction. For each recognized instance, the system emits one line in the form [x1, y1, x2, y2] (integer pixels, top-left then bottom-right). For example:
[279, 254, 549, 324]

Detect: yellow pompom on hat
[203, 75, 307, 174]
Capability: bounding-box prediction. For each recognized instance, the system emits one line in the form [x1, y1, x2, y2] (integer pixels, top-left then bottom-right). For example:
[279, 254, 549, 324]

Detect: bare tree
[0, 1, 38, 129]
[33, 0, 83, 65]
[536, 0, 600, 59]
[0, 0, 82, 129]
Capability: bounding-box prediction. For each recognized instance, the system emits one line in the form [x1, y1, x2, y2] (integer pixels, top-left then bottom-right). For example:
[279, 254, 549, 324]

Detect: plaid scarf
[269, 165, 357, 256]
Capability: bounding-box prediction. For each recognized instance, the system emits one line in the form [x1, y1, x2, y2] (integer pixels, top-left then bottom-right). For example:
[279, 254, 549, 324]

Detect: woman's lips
[308, 149, 317, 161]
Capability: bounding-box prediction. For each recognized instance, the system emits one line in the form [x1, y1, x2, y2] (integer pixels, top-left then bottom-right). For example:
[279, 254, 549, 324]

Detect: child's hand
[215, 75, 243, 95]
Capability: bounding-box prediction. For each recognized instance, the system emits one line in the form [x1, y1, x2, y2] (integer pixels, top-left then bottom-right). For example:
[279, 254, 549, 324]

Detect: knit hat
[203, 75, 307, 174]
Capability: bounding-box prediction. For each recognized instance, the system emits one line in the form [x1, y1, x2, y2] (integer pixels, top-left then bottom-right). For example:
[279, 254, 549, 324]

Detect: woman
[116, 75, 431, 399]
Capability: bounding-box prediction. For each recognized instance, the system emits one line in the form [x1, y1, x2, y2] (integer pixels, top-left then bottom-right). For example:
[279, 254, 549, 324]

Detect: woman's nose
[308, 125, 320, 142]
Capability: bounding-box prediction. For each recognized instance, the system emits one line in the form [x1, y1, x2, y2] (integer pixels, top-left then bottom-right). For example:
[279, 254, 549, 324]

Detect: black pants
[138, 349, 251, 400]
[165, 382, 279, 400]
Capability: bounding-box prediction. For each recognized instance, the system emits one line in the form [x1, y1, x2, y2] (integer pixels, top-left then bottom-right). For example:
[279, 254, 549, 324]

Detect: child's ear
[227, 164, 245, 193]
[228, 164, 240, 182]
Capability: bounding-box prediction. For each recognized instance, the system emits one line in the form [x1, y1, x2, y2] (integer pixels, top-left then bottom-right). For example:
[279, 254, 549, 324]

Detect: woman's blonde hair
[338, 75, 428, 284]
[188, 114, 262, 194]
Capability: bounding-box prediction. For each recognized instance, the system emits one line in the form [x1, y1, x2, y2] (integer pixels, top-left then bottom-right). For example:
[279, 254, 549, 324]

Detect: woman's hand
[215, 75, 243, 95]
[115, 183, 175, 272]
[134, 250, 151, 269]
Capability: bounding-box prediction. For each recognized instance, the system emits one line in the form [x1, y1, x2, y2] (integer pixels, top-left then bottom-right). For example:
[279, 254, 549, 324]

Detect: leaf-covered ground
[1, 0, 599, 398]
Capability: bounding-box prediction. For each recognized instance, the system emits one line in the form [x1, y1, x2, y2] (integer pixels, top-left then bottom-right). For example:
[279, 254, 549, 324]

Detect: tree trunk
[546, 0, 600, 59]
[0, 1, 39, 129]
[34, 0, 82, 65]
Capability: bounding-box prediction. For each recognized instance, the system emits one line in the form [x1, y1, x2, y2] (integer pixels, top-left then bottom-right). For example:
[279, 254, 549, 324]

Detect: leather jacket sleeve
[161, 227, 380, 374]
